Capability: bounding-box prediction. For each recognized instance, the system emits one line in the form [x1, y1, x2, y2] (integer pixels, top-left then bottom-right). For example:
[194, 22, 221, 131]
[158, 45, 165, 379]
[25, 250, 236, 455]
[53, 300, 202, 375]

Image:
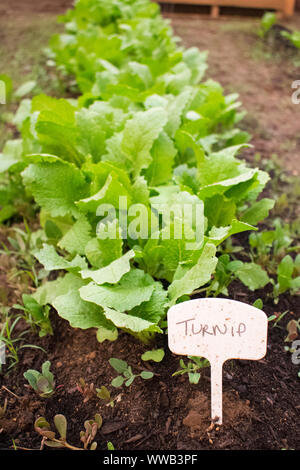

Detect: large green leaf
[121, 107, 167, 178]
[81, 249, 135, 284]
[22, 158, 88, 217]
[33, 244, 88, 272]
[241, 198, 275, 225]
[235, 263, 270, 291]
[58, 215, 92, 255]
[168, 243, 218, 305]
[79, 269, 155, 311]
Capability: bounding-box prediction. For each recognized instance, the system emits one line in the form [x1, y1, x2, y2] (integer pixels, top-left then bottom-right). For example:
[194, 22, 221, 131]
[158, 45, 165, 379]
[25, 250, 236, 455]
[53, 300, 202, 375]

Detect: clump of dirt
[183, 392, 210, 434]
[183, 391, 253, 436]
[223, 391, 252, 422]
[0, 395, 44, 437]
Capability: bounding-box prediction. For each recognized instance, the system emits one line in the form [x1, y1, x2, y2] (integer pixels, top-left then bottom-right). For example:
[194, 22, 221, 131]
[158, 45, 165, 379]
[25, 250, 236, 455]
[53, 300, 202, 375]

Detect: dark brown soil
[0, 281, 299, 451]
[0, 0, 299, 452]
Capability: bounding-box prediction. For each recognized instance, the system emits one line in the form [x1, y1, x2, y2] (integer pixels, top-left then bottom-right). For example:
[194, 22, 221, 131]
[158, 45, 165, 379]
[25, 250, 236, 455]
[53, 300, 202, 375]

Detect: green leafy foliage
[281, 30, 300, 49]
[96, 385, 115, 407]
[141, 348, 165, 363]
[109, 357, 154, 387]
[0, 0, 276, 343]
[258, 12, 277, 38]
[172, 356, 209, 384]
[24, 361, 55, 398]
[247, 219, 300, 301]
[34, 413, 102, 450]
[273, 255, 300, 302]
[14, 294, 52, 337]
[0, 74, 13, 103]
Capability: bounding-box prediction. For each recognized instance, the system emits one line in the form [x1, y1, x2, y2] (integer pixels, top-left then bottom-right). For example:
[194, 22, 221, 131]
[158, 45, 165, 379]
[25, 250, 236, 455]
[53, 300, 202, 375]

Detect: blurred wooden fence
[156, 0, 296, 17]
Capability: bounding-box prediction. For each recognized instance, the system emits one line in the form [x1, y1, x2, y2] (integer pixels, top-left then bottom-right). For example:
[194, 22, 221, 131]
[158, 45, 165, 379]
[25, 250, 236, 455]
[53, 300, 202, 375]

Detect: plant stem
[2, 385, 22, 400]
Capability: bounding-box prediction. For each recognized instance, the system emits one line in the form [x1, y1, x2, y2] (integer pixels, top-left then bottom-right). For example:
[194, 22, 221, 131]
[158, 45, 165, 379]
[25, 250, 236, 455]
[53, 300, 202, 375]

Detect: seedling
[0, 224, 41, 287]
[273, 255, 300, 303]
[14, 294, 52, 338]
[24, 361, 55, 398]
[76, 378, 95, 403]
[141, 349, 165, 363]
[96, 386, 115, 407]
[172, 356, 210, 384]
[0, 311, 44, 373]
[109, 358, 153, 388]
[34, 413, 102, 450]
[285, 319, 300, 343]
[77, 380, 118, 407]
[253, 298, 263, 310]
[268, 310, 289, 328]
[258, 12, 277, 38]
[249, 220, 299, 276]
[281, 30, 300, 49]
[205, 254, 242, 297]
[80, 414, 103, 450]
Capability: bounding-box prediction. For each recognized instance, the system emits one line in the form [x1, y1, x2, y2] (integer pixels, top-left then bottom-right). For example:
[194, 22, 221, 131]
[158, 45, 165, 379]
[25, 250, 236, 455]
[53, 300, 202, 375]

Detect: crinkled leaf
[22, 158, 88, 217]
[81, 249, 135, 285]
[168, 243, 218, 305]
[121, 107, 167, 178]
[109, 358, 128, 374]
[58, 215, 92, 255]
[235, 263, 270, 291]
[102, 306, 162, 335]
[79, 269, 155, 312]
[241, 198, 275, 225]
[141, 349, 165, 362]
[33, 244, 88, 272]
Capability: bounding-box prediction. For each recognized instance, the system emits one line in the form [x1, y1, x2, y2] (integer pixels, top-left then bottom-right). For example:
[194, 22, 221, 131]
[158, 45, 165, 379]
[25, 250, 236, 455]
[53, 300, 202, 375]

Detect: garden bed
[0, 0, 299, 452]
[0, 283, 299, 450]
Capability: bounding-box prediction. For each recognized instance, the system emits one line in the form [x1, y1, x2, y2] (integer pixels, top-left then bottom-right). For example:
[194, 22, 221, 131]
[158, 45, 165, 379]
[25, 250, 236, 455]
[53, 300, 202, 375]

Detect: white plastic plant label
[168, 298, 268, 425]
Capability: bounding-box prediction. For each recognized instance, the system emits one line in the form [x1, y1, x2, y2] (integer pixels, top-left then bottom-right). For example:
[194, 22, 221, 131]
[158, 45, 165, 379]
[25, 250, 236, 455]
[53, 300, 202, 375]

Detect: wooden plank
[283, 0, 296, 15]
[156, 0, 295, 16]
[211, 5, 219, 17]
[158, 0, 282, 7]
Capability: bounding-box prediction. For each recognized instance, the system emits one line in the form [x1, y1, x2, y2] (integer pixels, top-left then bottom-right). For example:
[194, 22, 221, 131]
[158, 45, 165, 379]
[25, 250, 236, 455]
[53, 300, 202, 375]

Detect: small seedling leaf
[253, 298, 263, 310]
[125, 376, 135, 387]
[41, 360, 54, 385]
[37, 377, 52, 396]
[15, 80, 37, 98]
[285, 320, 299, 342]
[140, 371, 154, 380]
[54, 414, 67, 440]
[141, 349, 165, 362]
[188, 372, 201, 384]
[111, 376, 125, 388]
[34, 417, 50, 430]
[24, 370, 39, 390]
[44, 440, 65, 448]
[109, 358, 128, 374]
[94, 414, 103, 429]
[96, 386, 111, 401]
